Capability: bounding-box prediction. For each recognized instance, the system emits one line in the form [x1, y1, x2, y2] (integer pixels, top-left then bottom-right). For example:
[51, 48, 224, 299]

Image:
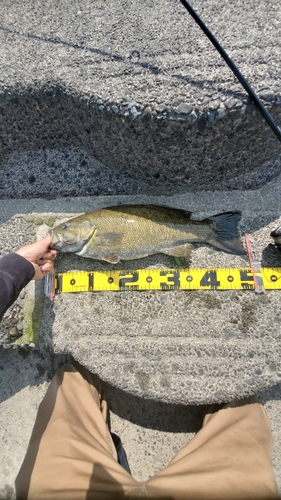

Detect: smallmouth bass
[49, 205, 245, 264]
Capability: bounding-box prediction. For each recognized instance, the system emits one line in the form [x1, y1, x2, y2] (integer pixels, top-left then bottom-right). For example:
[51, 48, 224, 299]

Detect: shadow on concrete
[1, 82, 281, 197]
[0, 26, 248, 97]
[261, 244, 281, 268]
[0, 348, 49, 404]
[103, 379, 281, 433]
[259, 383, 281, 404]
[103, 380, 203, 433]
[1, 338, 280, 435]
[0, 341, 202, 434]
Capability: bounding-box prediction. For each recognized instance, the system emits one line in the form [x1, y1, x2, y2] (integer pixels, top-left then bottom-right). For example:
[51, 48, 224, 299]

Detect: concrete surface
[1, 175, 281, 495]
[1, 0, 281, 191]
[1, 0, 281, 497]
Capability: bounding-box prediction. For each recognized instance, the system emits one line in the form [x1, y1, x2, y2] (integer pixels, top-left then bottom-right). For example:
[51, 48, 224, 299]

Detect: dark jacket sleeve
[0, 253, 35, 321]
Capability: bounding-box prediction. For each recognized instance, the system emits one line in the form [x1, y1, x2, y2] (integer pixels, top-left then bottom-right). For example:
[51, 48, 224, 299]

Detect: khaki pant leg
[145, 396, 278, 500]
[15, 362, 143, 500]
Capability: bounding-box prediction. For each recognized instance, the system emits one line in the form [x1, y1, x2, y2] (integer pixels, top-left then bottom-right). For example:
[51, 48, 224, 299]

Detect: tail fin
[206, 212, 246, 255]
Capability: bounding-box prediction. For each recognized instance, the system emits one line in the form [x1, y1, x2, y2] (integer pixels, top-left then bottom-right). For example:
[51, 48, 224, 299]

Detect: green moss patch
[15, 292, 45, 345]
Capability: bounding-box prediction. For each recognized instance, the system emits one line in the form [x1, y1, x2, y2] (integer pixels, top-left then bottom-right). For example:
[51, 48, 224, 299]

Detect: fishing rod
[179, 0, 281, 143]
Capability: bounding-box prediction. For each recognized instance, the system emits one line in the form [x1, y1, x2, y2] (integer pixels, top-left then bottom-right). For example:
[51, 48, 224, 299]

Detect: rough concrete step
[1, 0, 281, 192]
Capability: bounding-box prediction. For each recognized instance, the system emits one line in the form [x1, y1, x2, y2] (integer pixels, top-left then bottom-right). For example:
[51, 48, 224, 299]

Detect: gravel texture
[1, 0, 281, 192]
[0, 291, 26, 348]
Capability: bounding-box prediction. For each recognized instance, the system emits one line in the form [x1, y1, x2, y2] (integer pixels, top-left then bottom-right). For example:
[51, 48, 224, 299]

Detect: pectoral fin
[162, 243, 194, 257]
[103, 255, 120, 264]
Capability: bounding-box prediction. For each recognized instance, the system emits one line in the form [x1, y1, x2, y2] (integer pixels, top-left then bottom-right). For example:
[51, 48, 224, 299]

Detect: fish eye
[61, 223, 67, 230]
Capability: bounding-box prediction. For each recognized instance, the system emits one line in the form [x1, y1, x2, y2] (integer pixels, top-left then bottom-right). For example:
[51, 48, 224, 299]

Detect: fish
[49, 205, 246, 264]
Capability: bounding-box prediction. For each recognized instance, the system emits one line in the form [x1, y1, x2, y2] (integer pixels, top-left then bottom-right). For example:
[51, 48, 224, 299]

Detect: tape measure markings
[52, 267, 281, 294]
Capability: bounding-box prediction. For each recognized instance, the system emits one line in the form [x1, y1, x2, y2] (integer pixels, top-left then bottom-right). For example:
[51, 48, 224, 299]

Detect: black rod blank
[179, 0, 281, 143]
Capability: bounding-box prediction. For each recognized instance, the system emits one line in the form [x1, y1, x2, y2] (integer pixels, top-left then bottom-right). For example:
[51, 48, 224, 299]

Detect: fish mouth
[49, 232, 63, 249]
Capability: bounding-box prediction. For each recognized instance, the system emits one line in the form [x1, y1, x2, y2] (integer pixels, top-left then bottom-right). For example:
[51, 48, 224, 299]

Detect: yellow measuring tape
[51, 267, 281, 294]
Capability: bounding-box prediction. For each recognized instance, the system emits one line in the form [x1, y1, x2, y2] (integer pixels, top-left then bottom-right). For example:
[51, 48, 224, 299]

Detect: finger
[40, 236, 52, 246]
[41, 250, 57, 260]
[38, 262, 54, 274]
[38, 259, 55, 269]
[34, 236, 53, 255]
[38, 256, 56, 264]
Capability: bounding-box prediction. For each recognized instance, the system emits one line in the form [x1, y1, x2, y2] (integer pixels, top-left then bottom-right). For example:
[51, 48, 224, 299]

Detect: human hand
[15, 236, 57, 280]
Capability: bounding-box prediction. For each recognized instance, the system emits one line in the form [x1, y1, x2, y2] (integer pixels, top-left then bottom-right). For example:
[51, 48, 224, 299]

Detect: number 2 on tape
[119, 272, 139, 289]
